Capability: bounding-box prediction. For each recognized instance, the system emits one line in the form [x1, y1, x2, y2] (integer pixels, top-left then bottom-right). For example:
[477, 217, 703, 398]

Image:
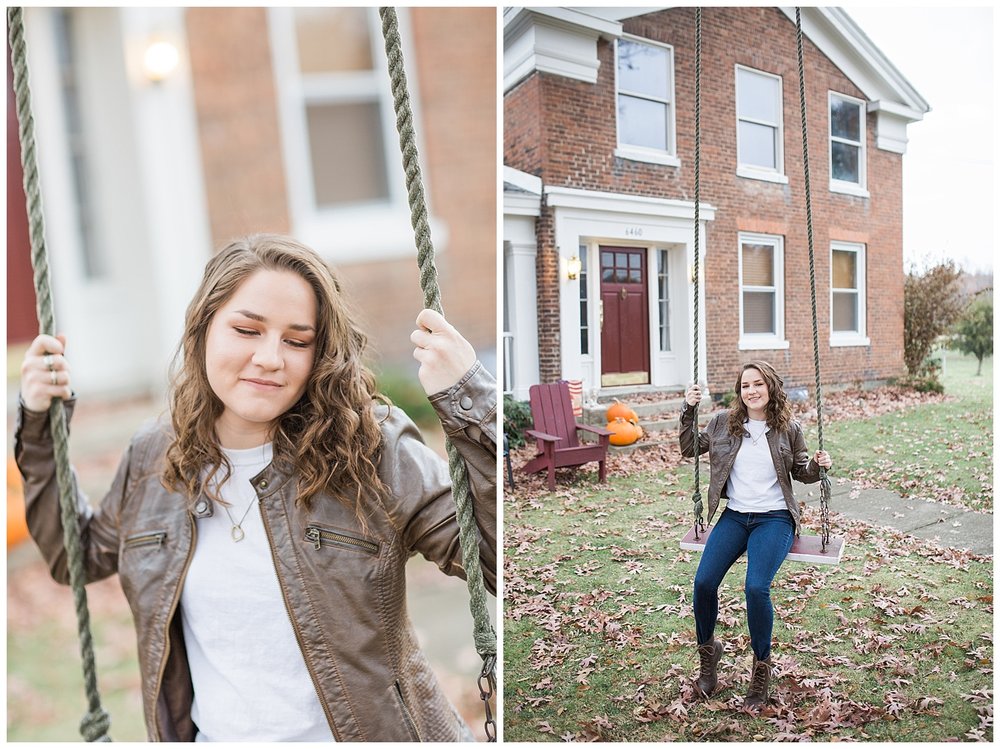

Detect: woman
[15, 234, 497, 741]
[679, 361, 831, 710]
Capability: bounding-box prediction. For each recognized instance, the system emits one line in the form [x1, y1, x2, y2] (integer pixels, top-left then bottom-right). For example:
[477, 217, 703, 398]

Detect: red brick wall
[505, 7, 905, 390]
[186, 8, 291, 244]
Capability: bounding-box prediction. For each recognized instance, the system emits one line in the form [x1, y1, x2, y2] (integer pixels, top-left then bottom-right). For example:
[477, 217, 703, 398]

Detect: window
[579, 245, 590, 355]
[657, 249, 671, 352]
[830, 242, 869, 345]
[739, 233, 787, 349]
[829, 93, 867, 195]
[615, 37, 677, 166]
[270, 7, 414, 259]
[54, 9, 104, 278]
[735, 66, 786, 183]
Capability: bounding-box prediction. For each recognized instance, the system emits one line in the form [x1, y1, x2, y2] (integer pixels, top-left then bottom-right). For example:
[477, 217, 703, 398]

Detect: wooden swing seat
[680, 525, 845, 565]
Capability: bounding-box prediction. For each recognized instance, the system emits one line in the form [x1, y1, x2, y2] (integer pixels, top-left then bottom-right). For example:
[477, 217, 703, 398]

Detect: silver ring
[44, 354, 54, 371]
[50, 370, 58, 386]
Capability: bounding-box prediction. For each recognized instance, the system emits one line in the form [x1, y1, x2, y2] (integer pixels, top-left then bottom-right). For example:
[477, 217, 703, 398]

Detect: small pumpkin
[7, 457, 29, 548]
[606, 399, 638, 423]
[607, 417, 640, 446]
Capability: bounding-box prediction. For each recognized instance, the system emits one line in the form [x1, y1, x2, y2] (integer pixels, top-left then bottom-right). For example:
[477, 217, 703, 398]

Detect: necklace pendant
[231, 525, 245, 543]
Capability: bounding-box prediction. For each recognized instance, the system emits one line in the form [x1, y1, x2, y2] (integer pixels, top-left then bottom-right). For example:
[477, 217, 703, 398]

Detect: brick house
[502, 7, 929, 401]
[8, 7, 495, 398]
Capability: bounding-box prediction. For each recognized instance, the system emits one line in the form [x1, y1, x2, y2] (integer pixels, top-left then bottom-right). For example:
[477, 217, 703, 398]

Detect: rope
[378, 8, 496, 740]
[7, 7, 112, 742]
[795, 8, 832, 550]
[690, 8, 705, 538]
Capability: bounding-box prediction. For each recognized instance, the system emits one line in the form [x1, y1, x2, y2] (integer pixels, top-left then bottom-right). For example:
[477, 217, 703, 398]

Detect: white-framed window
[657, 248, 671, 352]
[579, 244, 590, 356]
[735, 65, 786, 184]
[830, 241, 869, 346]
[269, 7, 418, 261]
[738, 233, 788, 350]
[614, 36, 678, 167]
[829, 92, 868, 196]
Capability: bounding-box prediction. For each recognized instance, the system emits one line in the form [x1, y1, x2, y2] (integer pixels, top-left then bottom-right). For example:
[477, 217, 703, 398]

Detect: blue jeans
[693, 507, 794, 661]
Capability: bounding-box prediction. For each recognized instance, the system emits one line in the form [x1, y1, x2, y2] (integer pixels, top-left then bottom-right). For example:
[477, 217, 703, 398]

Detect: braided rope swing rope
[378, 8, 497, 741]
[7, 7, 112, 742]
[795, 8, 833, 551]
[689, 8, 706, 539]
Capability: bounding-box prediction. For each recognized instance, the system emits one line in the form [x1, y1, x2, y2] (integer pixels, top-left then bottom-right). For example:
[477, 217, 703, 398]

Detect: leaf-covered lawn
[504, 353, 993, 741]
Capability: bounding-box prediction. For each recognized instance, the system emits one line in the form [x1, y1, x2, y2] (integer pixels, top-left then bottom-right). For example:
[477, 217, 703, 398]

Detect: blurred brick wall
[185, 8, 291, 244]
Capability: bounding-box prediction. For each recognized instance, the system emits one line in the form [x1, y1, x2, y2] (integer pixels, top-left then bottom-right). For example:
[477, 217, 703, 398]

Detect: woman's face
[205, 269, 318, 448]
[740, 367, 770, 416]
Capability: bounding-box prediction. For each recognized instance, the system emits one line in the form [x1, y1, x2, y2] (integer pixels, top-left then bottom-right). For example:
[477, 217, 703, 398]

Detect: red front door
[600, 247, 649, 386]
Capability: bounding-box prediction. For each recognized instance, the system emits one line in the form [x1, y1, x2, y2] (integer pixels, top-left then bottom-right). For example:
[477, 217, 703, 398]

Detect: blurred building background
[7, 6, 497, 399]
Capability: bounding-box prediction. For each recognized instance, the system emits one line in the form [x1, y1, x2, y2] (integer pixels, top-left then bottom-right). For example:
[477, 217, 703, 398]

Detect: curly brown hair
[162, 234, 386, 513]
[726, 360, 793, 436]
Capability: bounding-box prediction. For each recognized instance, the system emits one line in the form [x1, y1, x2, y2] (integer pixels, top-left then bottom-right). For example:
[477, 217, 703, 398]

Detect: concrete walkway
[795, 478, 993, 556]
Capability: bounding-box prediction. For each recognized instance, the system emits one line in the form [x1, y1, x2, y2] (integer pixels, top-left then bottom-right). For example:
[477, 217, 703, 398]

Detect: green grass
[504, 354, 993, 741]
[821, 351, 992, 512]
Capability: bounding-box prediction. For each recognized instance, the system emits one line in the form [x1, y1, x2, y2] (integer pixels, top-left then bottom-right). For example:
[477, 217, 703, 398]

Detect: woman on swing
[680, 361, 831, 710]
[15, 234, 496, 742]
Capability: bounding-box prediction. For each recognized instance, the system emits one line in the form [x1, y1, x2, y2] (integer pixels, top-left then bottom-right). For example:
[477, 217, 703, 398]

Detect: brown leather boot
[695, 637, 723, 696]
[744, 656, 772, 710]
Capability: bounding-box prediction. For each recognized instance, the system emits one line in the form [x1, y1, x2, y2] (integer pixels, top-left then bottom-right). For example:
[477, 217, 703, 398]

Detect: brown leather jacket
[15, 362, 497, 742]
[678, 403, 821, 533]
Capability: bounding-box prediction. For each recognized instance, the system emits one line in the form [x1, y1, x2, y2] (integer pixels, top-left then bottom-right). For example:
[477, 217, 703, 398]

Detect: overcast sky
[842, 6, 995, 274]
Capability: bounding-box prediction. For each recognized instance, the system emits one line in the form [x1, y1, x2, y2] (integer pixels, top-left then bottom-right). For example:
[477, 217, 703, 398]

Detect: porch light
[566, 254, 582, 280]
[142, 39, 180, 83]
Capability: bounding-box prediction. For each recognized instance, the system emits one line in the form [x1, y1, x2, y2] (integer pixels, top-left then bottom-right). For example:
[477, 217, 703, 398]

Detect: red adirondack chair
[523, 382, 611, 490]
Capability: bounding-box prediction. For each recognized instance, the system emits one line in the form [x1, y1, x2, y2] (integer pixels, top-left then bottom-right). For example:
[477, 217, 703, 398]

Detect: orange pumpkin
[607, 417, 640, 446]
[606, 399, 638, 423]
[7, 457, 29, 548]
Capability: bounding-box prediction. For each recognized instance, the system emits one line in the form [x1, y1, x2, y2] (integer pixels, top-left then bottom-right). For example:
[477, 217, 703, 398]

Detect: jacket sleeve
[678, 402, 712, 457]
[378, 362, 497, 594]
[14, 399, 127, 585]
[789, 421, 822, 484]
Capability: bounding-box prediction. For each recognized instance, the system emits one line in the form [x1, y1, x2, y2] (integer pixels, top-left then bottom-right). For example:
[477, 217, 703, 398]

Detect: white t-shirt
[724, 418, 787, 514]
[179, 443, 335, 742]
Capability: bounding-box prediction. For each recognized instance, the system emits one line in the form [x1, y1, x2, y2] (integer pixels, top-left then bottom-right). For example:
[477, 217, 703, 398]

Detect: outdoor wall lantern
[566, 255, 582, 281]
[142, 39, 180, 83]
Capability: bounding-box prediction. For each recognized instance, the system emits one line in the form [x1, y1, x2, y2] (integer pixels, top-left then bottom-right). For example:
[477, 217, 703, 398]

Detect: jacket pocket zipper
[304, 525, 379, 555]
[123, 530, 167, 550]
[394, 680, 421, 742]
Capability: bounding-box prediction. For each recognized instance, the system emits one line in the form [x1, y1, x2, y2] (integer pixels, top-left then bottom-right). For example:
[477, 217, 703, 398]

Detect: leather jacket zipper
[261, 503, 341, 740]
[304, 524, 379, 555]
[393, 679, 422, 741]
[151, 513, 196, 741]
[123, 530, 167, 550]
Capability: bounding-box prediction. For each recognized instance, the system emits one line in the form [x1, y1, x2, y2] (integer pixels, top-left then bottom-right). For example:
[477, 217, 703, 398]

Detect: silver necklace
[219, 442, 269, 542]
[222, 499, 256, 543]
[746, 422, 768, 446]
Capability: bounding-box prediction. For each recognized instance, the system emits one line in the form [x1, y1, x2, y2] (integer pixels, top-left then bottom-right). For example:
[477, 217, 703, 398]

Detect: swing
[680, 8, 844, 566]
[8, 7, 495, 741]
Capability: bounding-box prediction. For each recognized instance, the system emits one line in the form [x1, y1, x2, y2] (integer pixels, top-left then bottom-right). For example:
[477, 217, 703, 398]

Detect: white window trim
[738, 232, 788, 350]
[830, 241, 870, 347]
[614, 35, 678, 165]
[268, 8, 425, 262]
[735, 64, 785, 182]
[828, 91, 870, 197]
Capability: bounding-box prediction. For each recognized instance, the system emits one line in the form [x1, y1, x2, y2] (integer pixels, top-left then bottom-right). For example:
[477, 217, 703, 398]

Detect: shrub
[953, 294, 993, 376]
[377, 369, 437, 426]
[903, 261, 964, 377]
[504, 395, 533, 448]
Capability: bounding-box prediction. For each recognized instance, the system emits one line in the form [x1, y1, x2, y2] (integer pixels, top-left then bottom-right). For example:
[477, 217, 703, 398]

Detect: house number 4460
[625, 226, 643, 237]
